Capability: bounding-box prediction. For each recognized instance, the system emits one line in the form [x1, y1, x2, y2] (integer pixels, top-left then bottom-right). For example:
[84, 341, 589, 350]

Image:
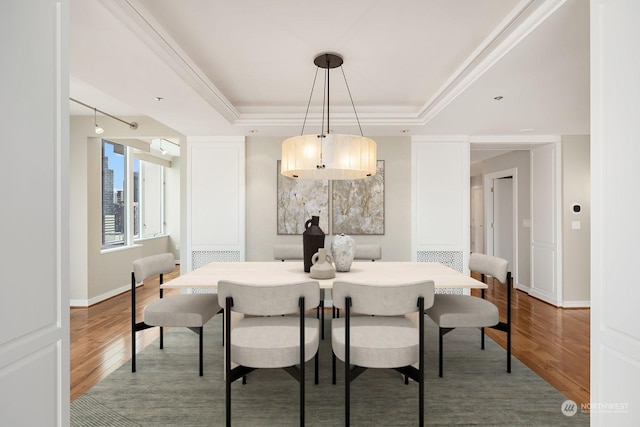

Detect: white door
[493, 177, 513, 269]
[470, 186, 484, 253]
[0, 1, 69, 425]
[591, 1, 640, 424]
[530, 144, 559, 305]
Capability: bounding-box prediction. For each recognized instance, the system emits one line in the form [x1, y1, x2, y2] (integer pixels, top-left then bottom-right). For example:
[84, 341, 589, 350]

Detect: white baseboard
[528, 288, 559, 307]
[561, 300, 590, 308]
[70, 282, 141, 308]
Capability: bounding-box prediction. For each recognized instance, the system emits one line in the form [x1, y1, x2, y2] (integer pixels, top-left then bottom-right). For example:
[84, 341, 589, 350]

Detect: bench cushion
[144, 294, 220, 327]
[426, 294, 499, 328]
[332, 316, 419, 368]
[231, 316, 320, 368]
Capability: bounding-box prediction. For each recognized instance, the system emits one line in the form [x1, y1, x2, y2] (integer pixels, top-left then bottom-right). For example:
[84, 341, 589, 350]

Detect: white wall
[245, 136, 412, 261]
[69, 115, 183, 305]
[561, 135, 590, 305]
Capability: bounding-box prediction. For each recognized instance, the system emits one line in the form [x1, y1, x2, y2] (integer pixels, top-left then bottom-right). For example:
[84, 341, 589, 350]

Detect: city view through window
[102, 140, 139, 248]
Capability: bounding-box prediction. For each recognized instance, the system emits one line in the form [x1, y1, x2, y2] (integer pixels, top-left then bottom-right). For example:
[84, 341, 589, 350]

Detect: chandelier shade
[281, 133, 376, 180]
[281, 53, 377, 180]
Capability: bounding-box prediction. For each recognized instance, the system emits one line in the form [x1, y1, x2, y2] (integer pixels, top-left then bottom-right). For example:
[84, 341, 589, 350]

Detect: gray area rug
[72, 315, 589, 426]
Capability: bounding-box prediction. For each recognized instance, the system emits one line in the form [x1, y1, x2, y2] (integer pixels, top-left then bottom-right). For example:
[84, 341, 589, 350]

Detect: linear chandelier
[281, 53, 377, 180]
[70, 98, 138, 134]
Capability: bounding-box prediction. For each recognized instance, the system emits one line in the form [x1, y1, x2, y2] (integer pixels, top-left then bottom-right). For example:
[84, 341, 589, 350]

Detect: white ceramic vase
[331, 234, 355, 272]
[310, 248, 336, 279]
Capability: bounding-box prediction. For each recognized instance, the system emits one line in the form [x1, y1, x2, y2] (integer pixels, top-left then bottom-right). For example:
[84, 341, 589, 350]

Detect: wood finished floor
[71, 267, 590, 410]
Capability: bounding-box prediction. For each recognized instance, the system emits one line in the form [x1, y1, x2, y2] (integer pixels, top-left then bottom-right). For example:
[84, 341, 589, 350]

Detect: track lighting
[94, 108, 104, 134]
[70, 98, 138, 133]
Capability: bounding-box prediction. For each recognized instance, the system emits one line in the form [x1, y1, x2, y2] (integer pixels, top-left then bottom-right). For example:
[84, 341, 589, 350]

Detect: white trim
[417, 0, 568, 125]
[70, 282, 141, 308]
[100, 0, 240, 123]
[562, 300, 590, 308]
[470, 135, 561, 144]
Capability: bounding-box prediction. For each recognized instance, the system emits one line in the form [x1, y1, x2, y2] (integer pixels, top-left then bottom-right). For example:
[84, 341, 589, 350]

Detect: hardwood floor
[471, 274, 590, 408]
[71, 268, 590, 409]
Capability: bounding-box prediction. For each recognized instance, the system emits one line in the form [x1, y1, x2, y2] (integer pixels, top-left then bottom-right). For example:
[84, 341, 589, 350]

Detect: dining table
[160, 260, 487, 291]
[160, 260, 487, 374]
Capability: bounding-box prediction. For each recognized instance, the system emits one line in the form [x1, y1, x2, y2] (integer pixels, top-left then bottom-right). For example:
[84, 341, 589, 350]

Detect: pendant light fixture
[281, 53, 377, 180]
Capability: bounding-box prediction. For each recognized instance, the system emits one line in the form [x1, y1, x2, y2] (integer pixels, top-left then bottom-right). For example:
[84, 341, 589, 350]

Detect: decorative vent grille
[189, 250, 241, 295]
[417, 250, 464, 295]
[191, 250, 241, 269]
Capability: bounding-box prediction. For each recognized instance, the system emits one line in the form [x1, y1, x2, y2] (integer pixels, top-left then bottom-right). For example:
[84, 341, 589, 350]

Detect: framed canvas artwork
[331, 160, 385, 235]
[276, 160, 329, 234]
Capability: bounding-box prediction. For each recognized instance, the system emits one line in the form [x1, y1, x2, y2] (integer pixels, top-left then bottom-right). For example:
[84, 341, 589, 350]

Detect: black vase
[303, 216, 325, 273]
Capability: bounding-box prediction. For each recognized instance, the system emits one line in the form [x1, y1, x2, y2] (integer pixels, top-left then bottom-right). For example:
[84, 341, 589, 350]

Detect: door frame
[483, 168, 518, 288]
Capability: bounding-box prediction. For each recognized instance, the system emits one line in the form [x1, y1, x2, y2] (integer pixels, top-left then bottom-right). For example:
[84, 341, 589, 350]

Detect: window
[102, 140, 126, 248]
[138, 161, 164, 238]
[102, 139, 165, 249]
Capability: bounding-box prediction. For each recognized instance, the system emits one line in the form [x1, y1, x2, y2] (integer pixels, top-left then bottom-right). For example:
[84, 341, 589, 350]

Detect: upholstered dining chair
[274, 244, 329, 340]
[425, 252, 512, 377]
[130, 253, 221, 376]
[332, 244, 382, 320]
[218, 280, 321, 427]
[331, 280, 434, 427]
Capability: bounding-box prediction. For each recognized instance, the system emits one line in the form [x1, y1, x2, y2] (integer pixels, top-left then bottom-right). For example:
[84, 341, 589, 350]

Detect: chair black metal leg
[345, 297, 351, 427]
[160, 326, 164, 349]
[315, 352, 319, 385]
[299, 296, 306, 427]
[438, 327, 444, 378]
[225, 298, 232, 427]
[199, 326, 204, 376]
[419, 297, 425, 427]
[131, 272, 136, 373]
[332, 352, 336, 384]
[481, 326, 485, 350]
[321, 300, 325, 340]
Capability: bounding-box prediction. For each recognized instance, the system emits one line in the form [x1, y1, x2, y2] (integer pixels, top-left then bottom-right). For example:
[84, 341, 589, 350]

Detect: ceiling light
[494, 96, 504, 101]
[94, 108, 104, 135]
[519, 128, 535, 133]
[281, 53, 377, 180]
[155, 96, 164, 101]
[70, 98, 138, 132]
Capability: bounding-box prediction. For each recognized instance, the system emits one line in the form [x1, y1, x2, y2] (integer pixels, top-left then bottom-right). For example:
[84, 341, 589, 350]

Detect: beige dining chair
[425, 252, 512, 377]
[131, 253, 221, 376]
[218, 280, 321, 427]
[274, 244, 328, 339]
[331, 280, 434, 427]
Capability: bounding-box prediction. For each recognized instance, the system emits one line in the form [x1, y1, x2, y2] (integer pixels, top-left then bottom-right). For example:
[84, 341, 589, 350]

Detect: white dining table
[160, 261, 487, 291]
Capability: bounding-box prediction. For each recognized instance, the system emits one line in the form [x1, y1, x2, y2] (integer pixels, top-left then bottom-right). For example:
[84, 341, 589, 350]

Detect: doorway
[483, 168, 518, 286]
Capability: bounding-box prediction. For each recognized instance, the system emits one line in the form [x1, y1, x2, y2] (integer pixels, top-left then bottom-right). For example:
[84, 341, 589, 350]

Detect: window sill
[100, 243, 143, 255]
[134, 234, 169, 243]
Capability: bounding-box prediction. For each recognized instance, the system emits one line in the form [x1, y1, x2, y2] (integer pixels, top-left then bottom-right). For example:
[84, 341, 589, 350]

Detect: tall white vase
[331, 234, 355, 272]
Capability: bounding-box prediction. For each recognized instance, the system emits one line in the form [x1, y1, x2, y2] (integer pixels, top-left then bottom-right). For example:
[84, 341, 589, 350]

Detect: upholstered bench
[354, 244, 382, 261]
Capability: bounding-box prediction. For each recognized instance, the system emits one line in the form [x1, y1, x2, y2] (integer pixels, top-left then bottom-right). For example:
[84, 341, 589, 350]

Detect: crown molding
[99, 0, 240, 123]
[98, 0, 568, 131]
[417, 0, 568, 125]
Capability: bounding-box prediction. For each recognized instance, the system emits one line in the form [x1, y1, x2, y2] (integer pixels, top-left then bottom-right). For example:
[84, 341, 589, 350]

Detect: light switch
[571, 221, 581, 230]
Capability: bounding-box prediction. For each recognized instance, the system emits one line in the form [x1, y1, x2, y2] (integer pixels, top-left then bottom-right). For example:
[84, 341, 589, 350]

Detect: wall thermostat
[571, 203, 582, 214]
